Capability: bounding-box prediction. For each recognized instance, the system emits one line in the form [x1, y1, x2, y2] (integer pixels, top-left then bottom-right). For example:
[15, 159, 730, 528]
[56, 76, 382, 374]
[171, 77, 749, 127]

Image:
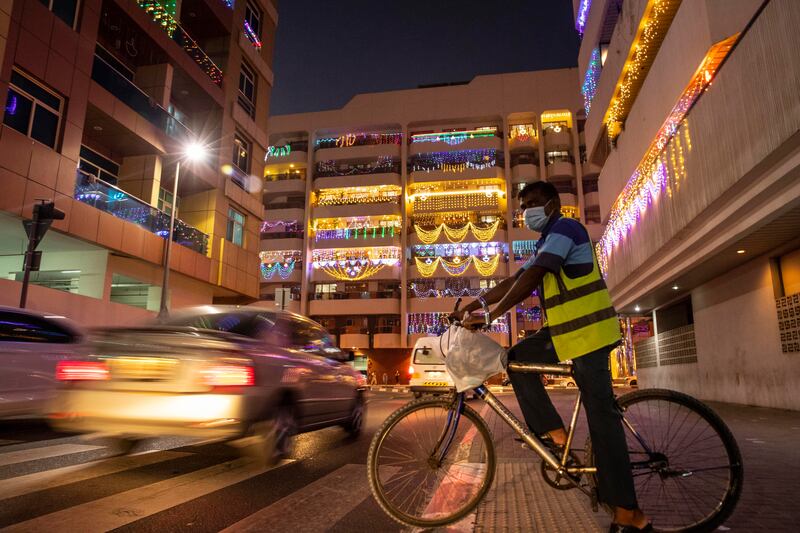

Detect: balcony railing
[74, 170, 208, 255]
[265, 171, 306, 181]
[91, 53, 192, 142]
[266, 200, 306, 210]
[315, 161, 401, 178]
[311, 291, 401, 301]
[261, 231, 305, 240]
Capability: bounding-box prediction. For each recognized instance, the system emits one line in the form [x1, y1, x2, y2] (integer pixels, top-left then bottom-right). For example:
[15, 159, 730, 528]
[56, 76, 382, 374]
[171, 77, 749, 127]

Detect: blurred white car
[48, 306, 366, 462]
[408, 338, 453, 398]
[0, 306, 84, 418]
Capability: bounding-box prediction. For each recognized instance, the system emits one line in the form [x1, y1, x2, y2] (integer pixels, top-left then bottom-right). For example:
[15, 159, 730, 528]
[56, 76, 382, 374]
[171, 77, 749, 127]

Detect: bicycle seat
[507, 361, 573, 376]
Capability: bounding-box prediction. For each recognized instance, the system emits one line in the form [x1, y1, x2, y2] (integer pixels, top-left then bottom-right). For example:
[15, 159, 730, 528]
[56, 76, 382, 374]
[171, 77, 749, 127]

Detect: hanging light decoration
[410, 127, 498, 145]
[509, 124, 537, 143]
[413, 220, 500, 244]
[312, 247, 401, 281]
[582, 47, 602, 116]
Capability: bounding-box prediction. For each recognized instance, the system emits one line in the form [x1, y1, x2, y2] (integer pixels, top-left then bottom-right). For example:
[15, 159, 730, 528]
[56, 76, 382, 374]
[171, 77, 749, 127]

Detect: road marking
[0, 444, 104, 467]
[221, 464, 370, 532]
[0, 450, 190, 500]
[3, 458, 295, 532]
[0, 440, 22, 446]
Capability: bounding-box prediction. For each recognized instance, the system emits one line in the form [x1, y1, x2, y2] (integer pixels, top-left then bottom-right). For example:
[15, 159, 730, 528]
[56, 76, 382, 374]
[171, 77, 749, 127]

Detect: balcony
[511, 164, 540, 183]
[313, 234, 400, 249]
[260, 237, 304, 252]
[308, 293, 401, 315]
[313, 202, 401, 220]
[314, 172, 401, 191]
[91, 53, 192, 143]
[315, 161, 401, 179]
[408, 227, 507, 246]
[373, 330, 402, 348]
[543, 128, 572, 150]
[410, 166, 503, 184]
[316, 143, 401, 161]
[559, 193, 578, 208]
[584, 191, 600, 207]
[546, 160, 576, 180]
[74, 171, 208, 254]
[410, 135, 502, 155]
[263, 175, 306, 196]
[265, 149, 307, 168]
[339, 333, 370, 349]
[508, 125, 539, 151]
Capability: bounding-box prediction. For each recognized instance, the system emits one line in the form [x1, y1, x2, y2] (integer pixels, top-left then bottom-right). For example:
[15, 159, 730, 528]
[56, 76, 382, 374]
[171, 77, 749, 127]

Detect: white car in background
[0, 306, 84, 418]
[408, 337, 453, 398]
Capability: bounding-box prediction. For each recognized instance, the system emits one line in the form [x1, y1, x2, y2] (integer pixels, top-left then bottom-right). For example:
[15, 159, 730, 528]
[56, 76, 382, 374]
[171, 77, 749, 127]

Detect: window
[0, 312, 76, 343]
[315, 283, 337, 294]
[232, 132, 251, 175]
[79, 146, 120, 185]
[3, 69, 63, 149]
[39, 0, 80, 28]
[110, 274, 159, 311]
[238, 61, 257, 119]
[479, 279, 498, 289]
[245, 1, 262, 39]
[158, 187, 179, 216]
[226, 207, 245, 246]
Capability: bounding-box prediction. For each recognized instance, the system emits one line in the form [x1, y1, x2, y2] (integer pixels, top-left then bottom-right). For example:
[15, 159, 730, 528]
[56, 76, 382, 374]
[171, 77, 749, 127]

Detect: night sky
[269, 0, 580, 116]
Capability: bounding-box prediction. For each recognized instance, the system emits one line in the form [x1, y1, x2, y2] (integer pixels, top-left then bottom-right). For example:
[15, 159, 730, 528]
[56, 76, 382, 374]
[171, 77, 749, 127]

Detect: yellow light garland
[320, 263, 386, 281]
[414, 254, 501, 277]
[413, 220, 500, 244]
[473, 254, 501, 276]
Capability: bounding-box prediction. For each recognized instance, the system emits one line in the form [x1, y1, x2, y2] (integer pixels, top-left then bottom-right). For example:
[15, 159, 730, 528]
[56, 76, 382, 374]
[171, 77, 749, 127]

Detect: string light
[315, 185, 401, 206]
[410, 127, 498, 145]
[315, 132, 403, 149]
[243, 20, 262, 49]
[509, 124, 537, 143]
[582, 47, 602, 116]
[259, 251, 302, 281]
[311, 247, 401, 280]
[265, 145, 291, 159]
[575, 0, 592, 34]
[512, 240, 538, 262]
[414, 255, 501, 278]
[603, 0, 681, 142]
[413, 220, 500, 244]
[597, 35, 738, 274]
[261, 220, 301, 233]
[260, 259, 296, 280]
[407, 313, 508, 335]
[410, 149, 498, 173]
[316, 157, 398, 177]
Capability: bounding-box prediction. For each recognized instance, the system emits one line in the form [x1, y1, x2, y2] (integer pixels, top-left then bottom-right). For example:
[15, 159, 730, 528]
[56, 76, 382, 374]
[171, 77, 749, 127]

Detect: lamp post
[157, 142, 208, 320]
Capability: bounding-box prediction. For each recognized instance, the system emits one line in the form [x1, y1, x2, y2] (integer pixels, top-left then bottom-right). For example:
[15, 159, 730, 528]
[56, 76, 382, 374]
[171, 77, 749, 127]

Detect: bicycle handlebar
[446, 297, 491, 330]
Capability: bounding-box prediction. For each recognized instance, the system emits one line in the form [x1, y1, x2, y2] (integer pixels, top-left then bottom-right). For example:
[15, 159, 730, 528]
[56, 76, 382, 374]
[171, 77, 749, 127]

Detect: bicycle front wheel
[613, 389, 743, 532]
[367, 397, 495, 528]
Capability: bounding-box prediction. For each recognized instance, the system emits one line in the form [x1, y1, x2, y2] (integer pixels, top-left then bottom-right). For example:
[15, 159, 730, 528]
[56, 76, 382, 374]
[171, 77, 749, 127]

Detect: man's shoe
[513, 434, 564, 454]
[608, 523, 653, 532]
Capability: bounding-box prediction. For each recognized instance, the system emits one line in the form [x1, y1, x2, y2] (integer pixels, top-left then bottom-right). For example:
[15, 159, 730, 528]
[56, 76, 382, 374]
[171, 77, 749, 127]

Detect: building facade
[0, 0, 276, 326]
[575, 0, 800, 408]
[261, 70, 600, 377]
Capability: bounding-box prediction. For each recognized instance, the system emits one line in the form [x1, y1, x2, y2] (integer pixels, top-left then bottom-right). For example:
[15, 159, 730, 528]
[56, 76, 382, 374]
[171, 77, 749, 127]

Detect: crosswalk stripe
[0, 444, 104, 467]
[0, 450, 190, 500]
[221, 464, 371, 533]
[3, 458, 295, 532]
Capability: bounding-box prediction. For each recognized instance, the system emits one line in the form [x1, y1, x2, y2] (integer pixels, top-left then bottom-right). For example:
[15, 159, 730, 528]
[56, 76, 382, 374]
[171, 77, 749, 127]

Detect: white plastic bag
[441, 325, 507, 392]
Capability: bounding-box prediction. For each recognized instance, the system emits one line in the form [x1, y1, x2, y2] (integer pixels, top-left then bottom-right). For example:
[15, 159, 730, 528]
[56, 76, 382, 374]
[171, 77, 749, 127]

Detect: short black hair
[517, 181, 559, 202]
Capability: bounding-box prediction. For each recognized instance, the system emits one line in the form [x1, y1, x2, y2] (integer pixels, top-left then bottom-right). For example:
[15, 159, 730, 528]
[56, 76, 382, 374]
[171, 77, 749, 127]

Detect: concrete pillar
[116, 155, 163, 207]
[399, 124, 409, 348]
[135, 64, 174, 108]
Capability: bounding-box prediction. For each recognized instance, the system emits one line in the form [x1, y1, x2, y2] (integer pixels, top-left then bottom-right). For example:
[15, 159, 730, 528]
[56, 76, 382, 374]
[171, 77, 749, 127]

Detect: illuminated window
[238, 61, 256, 119]
[232, 133, 251, 180]
[3, 69, 63, 149]
[315, 283, 337, 294]
[226, 207, 245, 246]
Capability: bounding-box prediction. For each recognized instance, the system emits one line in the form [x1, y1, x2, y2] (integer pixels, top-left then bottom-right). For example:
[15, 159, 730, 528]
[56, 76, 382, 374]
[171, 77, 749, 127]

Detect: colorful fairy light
[512, 240, 538, 262]
[259, 250, 302, 281]
[414, 255, 502, 278]
[311, 247, 401, 281]
[582, 47, 602, 116]
[243, 20, 262, 49]
[412, 242, 505, 259]
[575, 0, 592, 34]
[410, 149, 498, 173]
[597, 35, 739, 274]
[261, 219, 301, 233]
[410, 127, 498, 145]
[315, 157, 398, 177]
[315, 132, 403, 149]
[408, 313, 508, 335]
[413, 220, 500, 244]
[509, 124, 537, 143]
[603, 0, 681, 142]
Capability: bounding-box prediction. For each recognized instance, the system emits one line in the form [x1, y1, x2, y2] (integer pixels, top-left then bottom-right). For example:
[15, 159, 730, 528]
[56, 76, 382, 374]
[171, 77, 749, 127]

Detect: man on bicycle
[460, 181, 650, 532]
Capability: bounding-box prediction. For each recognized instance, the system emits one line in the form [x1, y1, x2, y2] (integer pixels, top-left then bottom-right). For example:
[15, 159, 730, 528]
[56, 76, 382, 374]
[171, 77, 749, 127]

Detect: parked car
[408, 338, 478, 399]
[48, 306, 366, 463]
[613, 376, 638, 388]
[0, 306, 84, 418]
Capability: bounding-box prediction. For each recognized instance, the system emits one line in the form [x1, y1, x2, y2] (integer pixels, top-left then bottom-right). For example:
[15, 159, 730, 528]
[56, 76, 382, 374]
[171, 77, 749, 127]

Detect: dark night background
[269, 0, 580, 116]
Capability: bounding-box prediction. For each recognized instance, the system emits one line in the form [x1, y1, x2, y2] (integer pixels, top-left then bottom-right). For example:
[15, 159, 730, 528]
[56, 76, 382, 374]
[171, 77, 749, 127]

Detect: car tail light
[56, 361, 110, 381]
[201, 364, 255, 387]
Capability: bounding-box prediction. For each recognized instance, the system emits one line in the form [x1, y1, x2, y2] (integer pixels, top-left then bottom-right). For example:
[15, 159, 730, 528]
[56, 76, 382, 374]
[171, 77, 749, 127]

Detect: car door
[0, 312, 78, 417]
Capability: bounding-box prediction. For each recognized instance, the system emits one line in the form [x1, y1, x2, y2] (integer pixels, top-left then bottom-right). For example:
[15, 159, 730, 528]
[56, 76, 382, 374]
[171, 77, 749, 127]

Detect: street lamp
[157, 142, 208, 320]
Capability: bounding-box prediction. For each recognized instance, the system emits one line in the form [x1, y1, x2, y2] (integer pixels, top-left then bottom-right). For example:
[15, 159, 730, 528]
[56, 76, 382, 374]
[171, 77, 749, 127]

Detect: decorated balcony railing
[409, 149, 501, 173]
[410, 127, 499, 145]
[135, 1, 223, 86]
[313, 216, 401, 241]
[315, 132, 403, 150]
[91, 53, 192, 142]
[408, 312, 509, 335]
[311, 290, 401, 301]
[314, 159, 401, 178]
[74, 170, 208, 254]
[314, 185, 401, 207]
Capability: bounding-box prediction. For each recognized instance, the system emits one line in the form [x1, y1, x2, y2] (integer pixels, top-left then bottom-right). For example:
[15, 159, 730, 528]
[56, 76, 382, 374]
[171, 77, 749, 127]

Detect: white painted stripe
[4, 458, 295, 532]
[221, 464, 370, 533]
[0, 444, 104, 467]
[0, 451, 190, 500]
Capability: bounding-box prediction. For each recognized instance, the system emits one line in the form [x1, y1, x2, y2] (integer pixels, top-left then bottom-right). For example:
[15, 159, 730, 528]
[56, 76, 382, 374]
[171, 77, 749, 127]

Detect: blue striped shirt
[519, 215, 594, 279]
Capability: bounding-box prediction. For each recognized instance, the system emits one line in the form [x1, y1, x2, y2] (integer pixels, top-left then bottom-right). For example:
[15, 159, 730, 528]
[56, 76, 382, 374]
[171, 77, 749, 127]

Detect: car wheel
[343, 393, 365, 437]
[240, 402, 297, 466]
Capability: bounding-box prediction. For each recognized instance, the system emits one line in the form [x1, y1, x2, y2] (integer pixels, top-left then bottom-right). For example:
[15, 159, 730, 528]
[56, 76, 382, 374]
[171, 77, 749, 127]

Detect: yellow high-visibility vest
[542, 256, 621, 361]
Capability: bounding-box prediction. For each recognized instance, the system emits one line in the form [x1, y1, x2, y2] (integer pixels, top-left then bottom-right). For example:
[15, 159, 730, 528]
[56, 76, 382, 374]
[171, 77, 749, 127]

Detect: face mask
[523, 200, 552, 232]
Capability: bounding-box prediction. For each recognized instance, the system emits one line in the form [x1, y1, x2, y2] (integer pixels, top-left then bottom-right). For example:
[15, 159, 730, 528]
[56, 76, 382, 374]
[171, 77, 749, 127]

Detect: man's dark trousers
[507, 327, 638, 509]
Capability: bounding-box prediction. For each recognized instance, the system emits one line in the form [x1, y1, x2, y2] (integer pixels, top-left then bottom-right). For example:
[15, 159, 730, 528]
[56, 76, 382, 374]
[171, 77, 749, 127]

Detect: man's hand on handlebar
[462, 312, 489, 331]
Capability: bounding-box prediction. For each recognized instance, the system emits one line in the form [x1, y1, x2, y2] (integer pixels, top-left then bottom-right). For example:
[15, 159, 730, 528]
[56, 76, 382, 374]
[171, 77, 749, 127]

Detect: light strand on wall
[582, 47, 602, 116]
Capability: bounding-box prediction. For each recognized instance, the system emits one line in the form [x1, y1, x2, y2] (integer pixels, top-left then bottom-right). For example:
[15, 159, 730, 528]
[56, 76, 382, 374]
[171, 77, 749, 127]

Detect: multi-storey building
[261, 70, 600, 377]
[0, 0, 276, 325]
[575, 0, 800, 408]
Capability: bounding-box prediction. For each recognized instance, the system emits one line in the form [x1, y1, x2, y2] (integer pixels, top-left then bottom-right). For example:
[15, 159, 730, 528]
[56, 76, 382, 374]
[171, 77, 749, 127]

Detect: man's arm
[461, 276, 517, 315]
[487, 265, 548, 322]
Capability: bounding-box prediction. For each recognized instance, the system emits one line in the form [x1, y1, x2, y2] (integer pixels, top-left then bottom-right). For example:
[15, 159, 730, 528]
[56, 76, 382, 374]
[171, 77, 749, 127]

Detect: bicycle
[367, 299, 743, 532]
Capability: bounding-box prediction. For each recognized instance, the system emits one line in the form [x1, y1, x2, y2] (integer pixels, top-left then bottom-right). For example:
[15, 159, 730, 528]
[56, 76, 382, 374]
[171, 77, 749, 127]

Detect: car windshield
[413, 347, 443, 365]
[164, 312, 276, 338]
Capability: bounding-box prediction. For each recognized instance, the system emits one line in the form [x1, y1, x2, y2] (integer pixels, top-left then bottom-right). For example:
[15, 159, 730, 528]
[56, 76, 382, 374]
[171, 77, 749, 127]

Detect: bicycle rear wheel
[367, 397, 495, 528]
[594, 388, 743, 533]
